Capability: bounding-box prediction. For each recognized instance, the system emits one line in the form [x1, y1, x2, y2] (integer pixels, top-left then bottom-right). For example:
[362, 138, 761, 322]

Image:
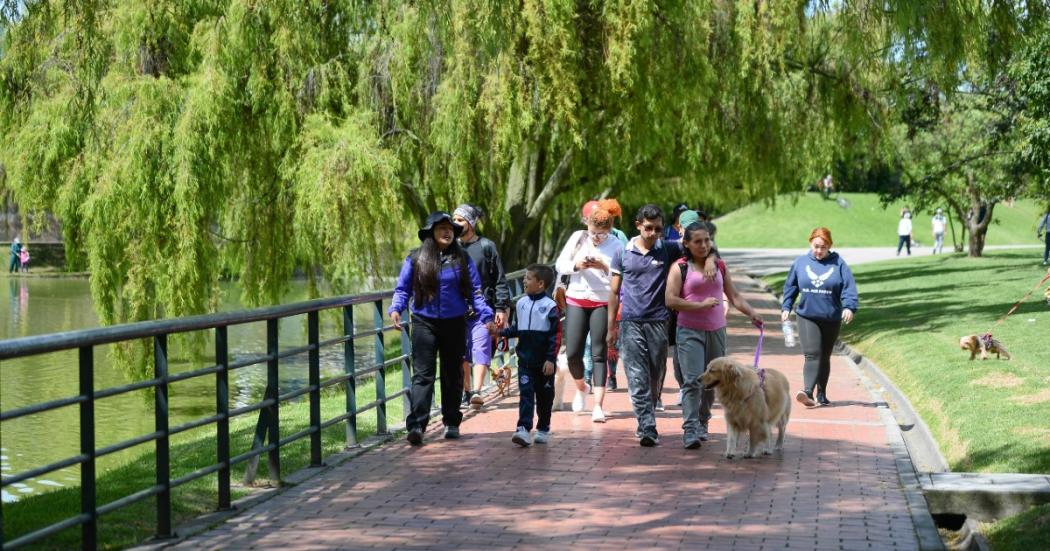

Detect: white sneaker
[511, 427, 532, 447]
[592, 404, 606, 423]
[675, 389, 684, 406]
[572, 390, 586, 413]
[534, 430, 552, 444]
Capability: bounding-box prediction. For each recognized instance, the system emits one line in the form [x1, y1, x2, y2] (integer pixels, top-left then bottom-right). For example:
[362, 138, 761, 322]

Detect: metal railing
[0, 270, 527, 550]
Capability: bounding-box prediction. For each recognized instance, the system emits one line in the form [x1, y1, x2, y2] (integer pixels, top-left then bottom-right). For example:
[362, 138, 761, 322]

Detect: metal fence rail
[0, 270, 527, 550]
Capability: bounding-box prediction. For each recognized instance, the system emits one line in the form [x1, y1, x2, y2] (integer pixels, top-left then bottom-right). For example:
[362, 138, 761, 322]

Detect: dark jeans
[1043, 233, 1049, 263]
[797, 315, 841, 396]
[896, 235, 911, 255]
[8, 254, 19, 273]
[406, 314, 466, 431]
[564, 304, 608, 386]
[516, 361, 555, 432]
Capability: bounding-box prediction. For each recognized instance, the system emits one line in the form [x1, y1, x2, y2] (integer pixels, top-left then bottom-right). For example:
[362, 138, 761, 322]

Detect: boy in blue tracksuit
[501, 264, 561, 447]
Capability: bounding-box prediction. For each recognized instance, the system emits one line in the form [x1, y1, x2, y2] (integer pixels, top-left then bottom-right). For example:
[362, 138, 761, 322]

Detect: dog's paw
[724, 452, 735, 460]
[762, 450, 773, 456]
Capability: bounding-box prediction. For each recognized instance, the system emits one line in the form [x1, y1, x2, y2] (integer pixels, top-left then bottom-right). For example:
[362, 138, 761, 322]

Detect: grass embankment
[766, 250, 1049, 473]
[765, 250, 1050, 548]
[717, 193, 1046, 248]
[5, 371, 409, 550]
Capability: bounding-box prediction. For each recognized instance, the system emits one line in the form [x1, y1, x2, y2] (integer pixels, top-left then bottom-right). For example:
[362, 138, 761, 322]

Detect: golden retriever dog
[701, 357, 792, 459]
[960, 334, 1011, 360]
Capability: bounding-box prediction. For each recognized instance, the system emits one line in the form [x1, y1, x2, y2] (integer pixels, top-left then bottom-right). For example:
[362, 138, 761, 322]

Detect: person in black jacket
[501, 264, 560, 446]
[453, 204, 511, 409]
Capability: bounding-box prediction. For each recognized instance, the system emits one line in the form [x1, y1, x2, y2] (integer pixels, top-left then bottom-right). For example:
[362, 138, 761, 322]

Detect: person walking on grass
[609, 204, 686, 447]
[452, 204, 511, 410]
[932, 208, 947, 255]
[555, 202, 623, 423]
[666, 222, 763, 449]
[1038, 207, 1050, 266]
[781, 227, 858, 408]
[389, 212, 495, 446]
[502, 264, 560, 447]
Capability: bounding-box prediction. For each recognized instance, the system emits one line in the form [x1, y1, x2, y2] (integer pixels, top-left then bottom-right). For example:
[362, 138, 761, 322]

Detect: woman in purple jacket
[389, 212, 495, 445]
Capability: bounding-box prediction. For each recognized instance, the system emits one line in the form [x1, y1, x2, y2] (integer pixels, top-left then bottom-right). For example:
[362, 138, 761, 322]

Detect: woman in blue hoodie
[781, 227, 858, 407]
[389, 212, 495, 445]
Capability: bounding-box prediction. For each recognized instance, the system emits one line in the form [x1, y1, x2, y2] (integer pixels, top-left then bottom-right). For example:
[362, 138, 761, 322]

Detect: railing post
[215, 326, 231, 510]
[154, 335, 172, 539]
[266, 319, 281, 481]
[343, 306, 357, 446]
[307, 311, 322, 467]
[79, 345, 97, 550]
[400, 313, 412, 416]
[373, 300, 387, 435]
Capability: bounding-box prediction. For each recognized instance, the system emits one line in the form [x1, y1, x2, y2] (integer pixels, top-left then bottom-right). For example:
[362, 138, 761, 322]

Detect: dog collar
[744, 368, 766, 403]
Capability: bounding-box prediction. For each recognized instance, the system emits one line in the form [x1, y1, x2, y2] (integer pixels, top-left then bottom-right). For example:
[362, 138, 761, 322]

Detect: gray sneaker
[443, 425, 460, 439]
[511, 427, 532, 447]
[698, 424, 710, 442]
[683, 433, 701, 449]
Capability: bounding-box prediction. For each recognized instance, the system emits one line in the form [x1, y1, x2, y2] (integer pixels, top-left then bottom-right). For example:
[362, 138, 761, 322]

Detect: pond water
[0, 276, 389, 503]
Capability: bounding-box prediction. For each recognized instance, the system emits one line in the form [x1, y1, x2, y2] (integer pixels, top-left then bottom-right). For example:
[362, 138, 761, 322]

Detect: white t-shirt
[554, 230, 624, 303]
[932, 215, 946, 234]
[897, 218, 913, 236]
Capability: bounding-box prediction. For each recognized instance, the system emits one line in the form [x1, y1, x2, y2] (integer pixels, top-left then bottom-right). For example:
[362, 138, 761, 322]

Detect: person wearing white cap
[931, 208, 947, 254]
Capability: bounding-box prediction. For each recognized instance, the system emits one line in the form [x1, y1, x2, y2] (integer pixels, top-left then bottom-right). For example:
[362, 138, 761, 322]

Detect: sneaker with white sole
[533, 430, 552, 444]
[796, 390, 816, 408]
[511, 427, 532, 447]
[675, 389, 684, 406]
[469, 392, 484, 409]
[591, 404, 606, 423]
[572, 390, 586, 413]
[655, 401, 665, 412]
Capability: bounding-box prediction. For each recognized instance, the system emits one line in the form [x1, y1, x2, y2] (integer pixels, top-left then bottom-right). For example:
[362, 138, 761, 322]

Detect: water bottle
[782, 320, 797, 348]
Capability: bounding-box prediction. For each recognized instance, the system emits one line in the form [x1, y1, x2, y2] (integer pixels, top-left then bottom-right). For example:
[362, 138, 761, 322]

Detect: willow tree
[0, 0, 1037, 338]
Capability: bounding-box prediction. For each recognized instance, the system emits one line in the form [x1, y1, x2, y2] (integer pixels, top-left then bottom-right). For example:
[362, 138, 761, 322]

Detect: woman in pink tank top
[664, 223, 762, 448]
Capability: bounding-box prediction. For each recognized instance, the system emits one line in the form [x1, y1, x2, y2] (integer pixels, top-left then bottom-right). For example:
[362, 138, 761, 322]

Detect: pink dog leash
[753, 321, 764, 368]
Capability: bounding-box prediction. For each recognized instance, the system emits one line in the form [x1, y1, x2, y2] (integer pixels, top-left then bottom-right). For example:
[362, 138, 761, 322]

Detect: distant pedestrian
[609, 204, 682, 446]
[9, 237, 22, 273]
[781, 227, 858, 408]
[1038, 207, 1050, 266]
[555, 202, 623, 422]
[666, 222, 762, 449]
[665, 203, 690, 242]
[19, 246, 29, 273]
[388, 212, 495, 445]
[452, 204, 511, 410]
[503, 264, 560, 447]
[896, 208, 913, 256]
[931, 208, 947, 254]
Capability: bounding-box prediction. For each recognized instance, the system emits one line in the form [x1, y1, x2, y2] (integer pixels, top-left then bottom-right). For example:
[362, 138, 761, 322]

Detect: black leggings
[407, 314, 466, 431]
[797, 315, 841, 395]
[564, 304, 608, 387]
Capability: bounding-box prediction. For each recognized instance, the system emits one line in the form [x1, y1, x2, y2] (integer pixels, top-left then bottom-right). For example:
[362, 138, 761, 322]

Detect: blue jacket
[388, 252, 494, 322]
[781, 251, 858, 322]
[501, 292, 560, 365]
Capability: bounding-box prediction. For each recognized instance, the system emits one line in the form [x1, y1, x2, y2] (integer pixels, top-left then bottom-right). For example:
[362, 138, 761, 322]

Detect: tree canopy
[1, 0, 1044, 327]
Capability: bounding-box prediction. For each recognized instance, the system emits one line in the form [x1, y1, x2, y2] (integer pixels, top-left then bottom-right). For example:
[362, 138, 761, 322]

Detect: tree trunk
[964, 176, 996, 257]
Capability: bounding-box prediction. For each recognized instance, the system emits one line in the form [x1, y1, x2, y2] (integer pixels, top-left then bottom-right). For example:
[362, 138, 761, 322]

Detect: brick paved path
[169, 274, 936, 550]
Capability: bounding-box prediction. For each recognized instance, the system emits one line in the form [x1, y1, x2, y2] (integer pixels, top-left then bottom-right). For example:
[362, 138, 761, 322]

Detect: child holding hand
[501, 264, 561, 447]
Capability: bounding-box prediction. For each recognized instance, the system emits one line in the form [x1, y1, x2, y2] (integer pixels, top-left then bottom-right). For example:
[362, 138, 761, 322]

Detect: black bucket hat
[418, 211, 463, 241]
[671, 203, 690, 224]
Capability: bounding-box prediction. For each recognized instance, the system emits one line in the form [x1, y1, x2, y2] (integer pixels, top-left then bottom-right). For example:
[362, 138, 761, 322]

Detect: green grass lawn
[764, 250, 1050, 473]
[4, 372, 409, 550]
[984, 503, 1050, 551]
[717, 193, 1046, 248]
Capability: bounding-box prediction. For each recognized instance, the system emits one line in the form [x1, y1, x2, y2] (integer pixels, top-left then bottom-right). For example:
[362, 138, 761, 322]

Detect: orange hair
[598, 198, 622, 219]
[809, 227, 833, 247]
[589, 207, 613, 229]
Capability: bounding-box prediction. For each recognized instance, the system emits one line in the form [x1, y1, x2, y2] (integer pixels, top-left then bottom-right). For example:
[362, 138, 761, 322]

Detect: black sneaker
[816, 392, 830, 406]
[683, 433, 701, 449]
[640, 432, 659, 447]
[444, 426, 460, 439]
[608, 376, 618, 391]
[461, 392, 471, 409]
[406, 428, 423, 446]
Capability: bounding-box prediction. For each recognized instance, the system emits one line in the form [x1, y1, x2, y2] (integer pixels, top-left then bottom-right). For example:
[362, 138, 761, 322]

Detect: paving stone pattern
[170, 274, 925, 550]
